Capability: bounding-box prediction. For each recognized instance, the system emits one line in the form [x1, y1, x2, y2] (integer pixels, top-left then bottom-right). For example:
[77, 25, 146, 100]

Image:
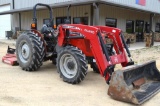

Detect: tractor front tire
[57, 46, 88, 84]
[16, 32, 45, 71]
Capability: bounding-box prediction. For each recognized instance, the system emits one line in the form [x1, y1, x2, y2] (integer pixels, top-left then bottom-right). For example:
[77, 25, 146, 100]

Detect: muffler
[108, 60, 160, 104]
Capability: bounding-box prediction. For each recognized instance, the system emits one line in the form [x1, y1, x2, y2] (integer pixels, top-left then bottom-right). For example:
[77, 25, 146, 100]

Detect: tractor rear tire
[57, 46, 88, 84]
[16, 32, 45, 71]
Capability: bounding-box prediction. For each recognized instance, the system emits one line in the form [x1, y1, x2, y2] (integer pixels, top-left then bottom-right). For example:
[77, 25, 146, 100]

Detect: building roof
[0, 0, 159, 15]
[0, 0, 96, 15]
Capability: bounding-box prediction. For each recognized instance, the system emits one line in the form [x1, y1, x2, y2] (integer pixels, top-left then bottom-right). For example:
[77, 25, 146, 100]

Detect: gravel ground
[0, 42, 160, 106]
[131, 46, 160, 64]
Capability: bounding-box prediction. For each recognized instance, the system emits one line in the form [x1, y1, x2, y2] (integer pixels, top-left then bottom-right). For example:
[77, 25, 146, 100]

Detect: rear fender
[31, 29, 47, 52]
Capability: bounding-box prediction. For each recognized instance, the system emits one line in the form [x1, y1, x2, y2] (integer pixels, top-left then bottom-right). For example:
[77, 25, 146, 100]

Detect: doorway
[0, 5, 11, 39]
[145, 22, 150, 33]
[136, 20, 144, 42]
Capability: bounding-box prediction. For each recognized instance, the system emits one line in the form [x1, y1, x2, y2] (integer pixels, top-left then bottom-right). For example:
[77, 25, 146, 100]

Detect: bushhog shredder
[14, 3, 160, 105]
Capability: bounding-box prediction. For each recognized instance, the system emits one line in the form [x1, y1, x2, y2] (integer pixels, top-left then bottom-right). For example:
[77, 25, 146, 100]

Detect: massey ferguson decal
[62, 25, 81, 31]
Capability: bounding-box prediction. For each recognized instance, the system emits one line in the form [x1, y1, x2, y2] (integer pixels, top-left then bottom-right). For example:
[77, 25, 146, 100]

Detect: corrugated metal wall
[55, 5, 90, 24]
[11, 4, 160, 32]
[99, 4, 150, 32]
[0, 0, 11, 5]
[12, 0, 160, 14]
[0, 0, 12, 10]
[14, 0, 73, 9]
[17, 5, 90, 30]
[11, 13, 19, 29]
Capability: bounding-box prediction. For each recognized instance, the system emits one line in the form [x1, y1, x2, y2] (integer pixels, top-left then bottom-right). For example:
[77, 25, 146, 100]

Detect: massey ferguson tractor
[16, 3, 160, 105]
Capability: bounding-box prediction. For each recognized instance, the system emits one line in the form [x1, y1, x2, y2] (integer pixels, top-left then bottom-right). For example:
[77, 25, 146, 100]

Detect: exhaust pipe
[108, 60, 160, 104]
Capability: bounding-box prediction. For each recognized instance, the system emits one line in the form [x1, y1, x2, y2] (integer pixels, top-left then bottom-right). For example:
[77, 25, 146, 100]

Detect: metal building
[0, 0, 160, 42]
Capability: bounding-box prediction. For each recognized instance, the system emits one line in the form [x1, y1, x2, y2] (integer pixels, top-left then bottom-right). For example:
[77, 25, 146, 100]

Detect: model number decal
[84, 29, 95, 34]
[114, 57, 118, 63]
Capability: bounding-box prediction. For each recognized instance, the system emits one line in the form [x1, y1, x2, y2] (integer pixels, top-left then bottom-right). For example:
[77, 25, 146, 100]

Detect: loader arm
[57, 24, 130, 82]
[95, 26, 130, 67]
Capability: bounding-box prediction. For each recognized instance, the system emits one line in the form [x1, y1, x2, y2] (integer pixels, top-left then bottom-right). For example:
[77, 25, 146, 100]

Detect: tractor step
[2, 54, 19, 66]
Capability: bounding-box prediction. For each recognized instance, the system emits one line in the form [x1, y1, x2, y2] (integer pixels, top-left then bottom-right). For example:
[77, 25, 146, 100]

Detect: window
[43, 18, 50, 24]
[145, 22, 150, 33]
[126, 20, 134, 33]
[135, 20, 144, 42]
[135, 20, 144, 33]
[155, 23, 160, 32]
[105, 18, 117, 27]
[73, 17, 88, 25]
[56, 17, 71, 26]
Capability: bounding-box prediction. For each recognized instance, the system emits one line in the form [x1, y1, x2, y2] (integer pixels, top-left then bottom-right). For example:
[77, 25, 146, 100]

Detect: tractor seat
[41, 24, 53, 34]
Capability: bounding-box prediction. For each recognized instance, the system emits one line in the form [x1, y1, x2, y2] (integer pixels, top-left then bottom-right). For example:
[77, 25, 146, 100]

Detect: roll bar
[32, 3, 53, 29]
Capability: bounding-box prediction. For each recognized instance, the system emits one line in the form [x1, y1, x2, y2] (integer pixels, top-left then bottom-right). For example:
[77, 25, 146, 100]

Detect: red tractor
[16, 3, 160, 104]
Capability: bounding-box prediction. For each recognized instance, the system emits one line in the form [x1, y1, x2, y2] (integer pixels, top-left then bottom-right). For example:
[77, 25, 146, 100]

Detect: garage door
[0, 5, 11, 39]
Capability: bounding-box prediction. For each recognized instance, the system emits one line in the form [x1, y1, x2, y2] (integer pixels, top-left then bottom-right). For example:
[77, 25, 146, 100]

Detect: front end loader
[15, 3, 160, 105]
[56, 24, 160, 104]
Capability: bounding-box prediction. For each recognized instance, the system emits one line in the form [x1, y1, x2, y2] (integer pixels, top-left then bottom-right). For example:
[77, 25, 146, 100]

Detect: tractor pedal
[46, 52, 53, 57]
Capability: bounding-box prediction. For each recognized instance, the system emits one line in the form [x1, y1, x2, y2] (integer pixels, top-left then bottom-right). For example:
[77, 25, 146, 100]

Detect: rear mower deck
[2, 54, 18, 66]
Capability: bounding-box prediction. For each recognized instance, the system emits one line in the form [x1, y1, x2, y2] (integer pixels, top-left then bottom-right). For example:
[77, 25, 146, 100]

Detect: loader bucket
[108, 60, 160, 105]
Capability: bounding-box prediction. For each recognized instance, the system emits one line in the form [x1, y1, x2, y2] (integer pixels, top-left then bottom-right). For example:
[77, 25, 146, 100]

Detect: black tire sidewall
[16, 33, 33, 68]
[57, 46, 87, 84]
[57, 50, 81, 81]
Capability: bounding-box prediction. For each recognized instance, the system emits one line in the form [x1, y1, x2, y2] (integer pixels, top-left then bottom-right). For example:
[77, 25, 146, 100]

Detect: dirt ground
[0, 42, 160, 106]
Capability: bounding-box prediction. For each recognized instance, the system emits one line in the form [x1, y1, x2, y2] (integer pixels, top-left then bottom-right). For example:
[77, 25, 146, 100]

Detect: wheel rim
[60, 53, 78, 79]
[18, 41, 30, 63]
